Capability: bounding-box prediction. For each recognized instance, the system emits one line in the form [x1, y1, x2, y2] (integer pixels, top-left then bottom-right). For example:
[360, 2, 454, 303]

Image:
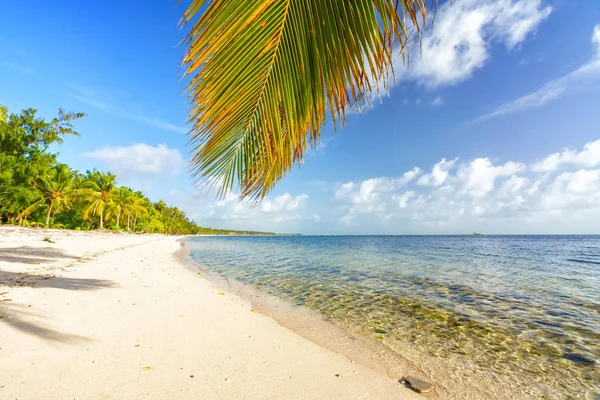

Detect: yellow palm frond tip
[0, 104, 7, 123]
[181, 0, 429, 200]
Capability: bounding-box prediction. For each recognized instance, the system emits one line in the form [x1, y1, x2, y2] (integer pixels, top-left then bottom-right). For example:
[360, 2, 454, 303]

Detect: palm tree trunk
[116, 213, 120, 228]
[45, 202, 53, 226]
[100, 210, 104, 229]
[127, 215, 130, 231]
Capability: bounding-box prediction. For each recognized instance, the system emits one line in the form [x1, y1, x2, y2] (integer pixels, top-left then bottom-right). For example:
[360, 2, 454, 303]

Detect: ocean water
[187, 235, 600, 398]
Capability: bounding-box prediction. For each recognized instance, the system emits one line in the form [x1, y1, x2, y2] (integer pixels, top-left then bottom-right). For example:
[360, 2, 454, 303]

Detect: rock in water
[402, 376, 435, 394]
[562, 352, 596, 365]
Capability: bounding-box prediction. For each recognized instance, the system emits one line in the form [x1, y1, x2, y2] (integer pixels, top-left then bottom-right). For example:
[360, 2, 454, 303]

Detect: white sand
[0, 227, 424, 399]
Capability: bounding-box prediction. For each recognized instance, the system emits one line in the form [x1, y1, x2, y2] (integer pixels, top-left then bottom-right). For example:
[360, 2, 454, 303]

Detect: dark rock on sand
[401, 376, 435, 394]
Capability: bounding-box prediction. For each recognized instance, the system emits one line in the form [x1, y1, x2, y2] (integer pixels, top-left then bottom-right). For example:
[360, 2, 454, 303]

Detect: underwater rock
[402, 376, 435, 394]
[562, 352, 596, 365]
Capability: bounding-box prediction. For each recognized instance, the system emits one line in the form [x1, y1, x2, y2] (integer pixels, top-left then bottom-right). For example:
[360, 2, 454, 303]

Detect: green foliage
[0, 108, 274, 235]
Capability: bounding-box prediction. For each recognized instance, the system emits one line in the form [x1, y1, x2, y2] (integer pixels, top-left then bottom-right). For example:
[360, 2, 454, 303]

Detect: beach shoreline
[0, 227, 424, 399]
[183, 235, 600, 400]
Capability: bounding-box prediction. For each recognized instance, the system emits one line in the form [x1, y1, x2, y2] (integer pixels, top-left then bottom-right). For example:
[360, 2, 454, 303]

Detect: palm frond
[181, 0, 428, 200]
[17, 198, 45, 220]
[0, 104, 7, 123]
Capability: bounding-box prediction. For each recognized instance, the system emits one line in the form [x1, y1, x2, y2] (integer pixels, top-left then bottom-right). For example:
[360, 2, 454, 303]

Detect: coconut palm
[82, 171, 117, 229]
[181, 1, 428, 199]
[107, 186, 135, 229]
[129, 191, 149, 231]
[17, 164, 76, 226]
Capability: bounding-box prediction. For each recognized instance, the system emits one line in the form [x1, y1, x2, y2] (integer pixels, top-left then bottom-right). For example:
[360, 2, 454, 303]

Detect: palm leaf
[17, 198, 45, 220]
[181, 0, 428, 200]
[0, 104, 7, 123]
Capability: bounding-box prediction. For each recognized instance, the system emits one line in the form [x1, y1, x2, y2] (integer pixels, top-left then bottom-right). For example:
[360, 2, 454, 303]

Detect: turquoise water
[187, 235, 599, 398]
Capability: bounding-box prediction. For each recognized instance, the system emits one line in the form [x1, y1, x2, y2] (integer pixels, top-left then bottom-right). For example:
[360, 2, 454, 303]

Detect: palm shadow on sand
[0, 268, 119, 343]
[0, 302, 91, 343]
[0, 245, 81, 264]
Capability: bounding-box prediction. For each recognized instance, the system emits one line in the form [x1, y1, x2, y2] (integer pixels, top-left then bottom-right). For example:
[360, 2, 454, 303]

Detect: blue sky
[2, 0, 600, 234]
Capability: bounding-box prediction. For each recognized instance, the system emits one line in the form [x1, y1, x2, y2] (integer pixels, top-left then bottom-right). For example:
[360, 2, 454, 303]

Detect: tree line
[0, 107, 273, 235]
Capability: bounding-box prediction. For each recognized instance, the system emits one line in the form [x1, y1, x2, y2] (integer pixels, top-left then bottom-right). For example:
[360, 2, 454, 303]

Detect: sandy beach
[0, 227, 424, 400]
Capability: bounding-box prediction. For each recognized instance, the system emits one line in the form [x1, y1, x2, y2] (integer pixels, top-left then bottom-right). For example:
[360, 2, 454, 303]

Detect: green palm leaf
[181, 0, 427, 199]
[0, 104, 7, 123]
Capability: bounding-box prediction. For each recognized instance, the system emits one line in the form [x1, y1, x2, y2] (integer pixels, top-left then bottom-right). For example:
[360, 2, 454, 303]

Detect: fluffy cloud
[168, 190, 311, 232]
[259, 193, 309, 213]
[531, 139, 600, 172]
[593, 25, 600, 53]
[84, 143, 185, 178]
[353, 0, 550, 112]
[335, 167, 421, 206]
[407, 0, 551, 87]
[456, 158, 524, 197]
[333, 140, 600, 233]
[473, 25, 600, 123]
[417, 158, 457, 187]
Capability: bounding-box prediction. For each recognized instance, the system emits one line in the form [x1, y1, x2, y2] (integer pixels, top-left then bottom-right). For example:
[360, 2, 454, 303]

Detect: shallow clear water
[187, 235, 600, 398]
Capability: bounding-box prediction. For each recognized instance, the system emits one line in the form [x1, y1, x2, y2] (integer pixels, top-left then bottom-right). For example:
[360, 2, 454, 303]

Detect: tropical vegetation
[0, 106, 273, 235]
[181, 0, 429, 199]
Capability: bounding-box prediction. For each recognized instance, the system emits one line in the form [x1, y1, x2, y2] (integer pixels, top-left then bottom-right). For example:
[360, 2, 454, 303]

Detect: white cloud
[472, 25, 600, 123]
[394, 191, 416, 209]
[401, 167, 423, 184]
[406, 0, 551, 87]
[260, 193, 308, 213]
[335, 167, 421, 206]
[167, 190, 311, 232]
[560, 169, 600, 194]
[456, 158, 524, 197]
[84, 143, 185, 179]
[542, 169, 600, 210]
[353, 0, 550, 112]
[532, 139, 600, 172]
[593, 25, 600, 53]
[332, 140, 600, 233]
[335, 178, 394, 206]
[498, 175, 528, 197]
[417, 158, 457, 187]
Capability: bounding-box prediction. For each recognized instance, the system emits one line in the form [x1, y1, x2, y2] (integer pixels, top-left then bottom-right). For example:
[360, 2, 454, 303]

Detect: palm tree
[129, 191, 149, 231]
[180, 1, 428, 200]
[17, 164, 76, 226]
[82, 171, 116, 229]
[107, 186, 138, 229]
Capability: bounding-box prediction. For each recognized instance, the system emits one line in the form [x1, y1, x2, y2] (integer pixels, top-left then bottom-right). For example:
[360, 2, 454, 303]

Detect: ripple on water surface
[188, 235, 600, 399]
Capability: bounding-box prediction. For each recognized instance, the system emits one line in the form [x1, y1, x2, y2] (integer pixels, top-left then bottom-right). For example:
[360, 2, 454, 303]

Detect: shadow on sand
[0, 301, 91, 343]
[0, 245, 81, 264]
[0, 270, 118, 291]
[0, 256, 119, 343]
